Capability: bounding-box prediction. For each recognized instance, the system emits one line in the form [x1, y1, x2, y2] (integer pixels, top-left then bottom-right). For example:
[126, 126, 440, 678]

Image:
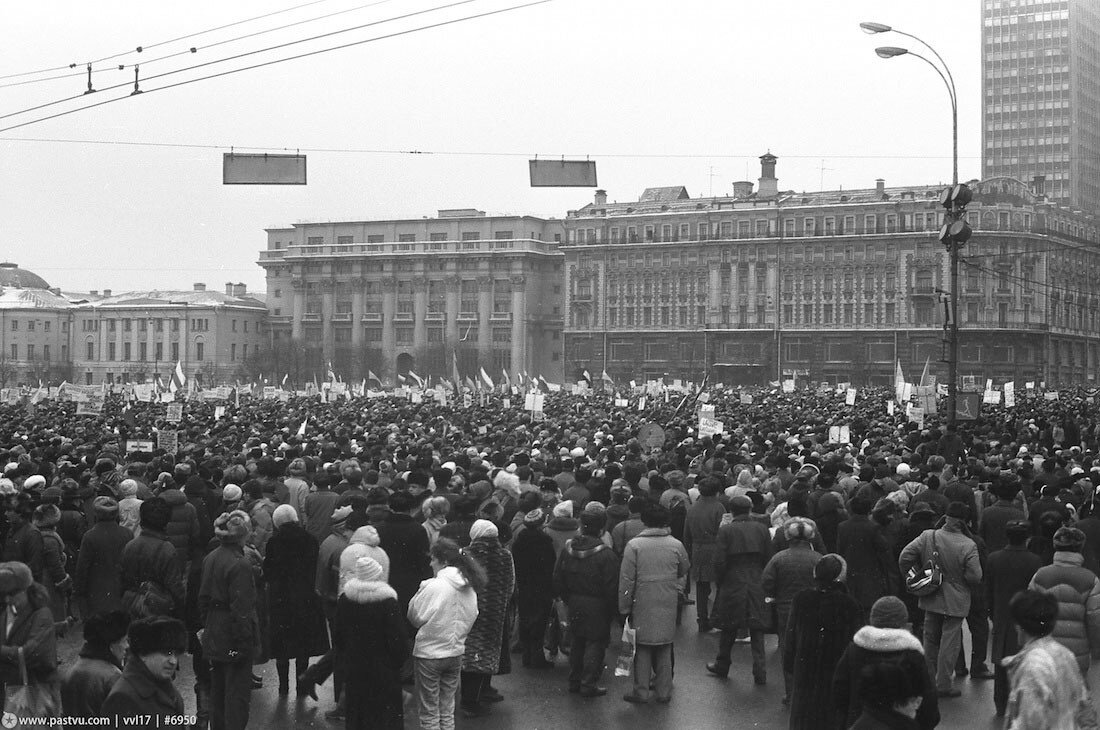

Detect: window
[108, 320, 116, 333]
[43, 345, 50, 362]
[243, 321, 249, 333]
[123, 342, 131, 361]
[337, 235, 353, 245]
[8, 320, 15, 331]
[232, 320, 237, 332]
[395, 327, 414, 345]
[123, 318, 131, 332]
[170, 342, 179, 362]
[242, 344, 248, 359]
[155, 342, 163, 361]
[9, 344, 15, 360]
[307, 236, 324, 245]
[27, 321, 34, 332]
[195, 342, 204, 361]
[230, 344, 237, 361]
[86, 342, 94, 360]
[108, 342, 116, 361]
[43, 321, 50, 332]
[26, 345, 34, 360]
[61, 345, 67, 361]
[365, 328, 382, 342]
[139, 342, 147, 361]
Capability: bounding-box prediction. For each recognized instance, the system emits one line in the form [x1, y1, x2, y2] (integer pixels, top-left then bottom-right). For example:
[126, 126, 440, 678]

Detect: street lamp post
[861, 22, 965, 429]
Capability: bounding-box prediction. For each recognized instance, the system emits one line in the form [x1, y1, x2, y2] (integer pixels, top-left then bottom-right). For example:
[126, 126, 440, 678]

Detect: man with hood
[553, 511, 620, 697]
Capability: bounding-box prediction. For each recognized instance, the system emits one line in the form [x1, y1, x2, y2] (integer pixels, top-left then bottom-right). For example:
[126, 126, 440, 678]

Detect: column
[510, 275, 527, 378]
[162, 315, 171, 371]
[708, 266, 721, 326]
[115, 319, 124, 383]
[321, 279, 335, 365]
[413, 277, 428, 353]
[291, 278, 305, 341]
[381, 278, 396, 374]
[747, 262, 758, 325]
[444, 276, 460, 350]
[350, 277, 364, 350]
[478, 276, 492, 364]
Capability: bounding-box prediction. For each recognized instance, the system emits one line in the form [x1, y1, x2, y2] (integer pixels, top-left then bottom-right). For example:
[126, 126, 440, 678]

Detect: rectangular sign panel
[223, 153, 307, 185]
[529, 159, 598, 187]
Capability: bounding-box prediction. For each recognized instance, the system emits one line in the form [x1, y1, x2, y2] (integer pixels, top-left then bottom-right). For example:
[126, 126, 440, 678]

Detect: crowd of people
[0, 383, 1098, 728]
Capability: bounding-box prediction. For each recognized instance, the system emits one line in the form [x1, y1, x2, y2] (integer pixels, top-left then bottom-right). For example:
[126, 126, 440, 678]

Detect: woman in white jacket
[407, 537, 486, 730]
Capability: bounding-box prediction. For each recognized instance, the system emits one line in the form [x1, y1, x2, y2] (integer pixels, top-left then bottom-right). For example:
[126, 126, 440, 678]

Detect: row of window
[9, 320, 61, 332]
[4, 344, 59, 361]
[75, 318, 259, 333]
[83, 340, 237, 363]
[295, 231, 534, 248]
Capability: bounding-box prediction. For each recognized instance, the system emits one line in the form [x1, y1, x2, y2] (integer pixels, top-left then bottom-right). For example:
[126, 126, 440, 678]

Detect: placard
[782, 380, 795, 393]
[126, 440, 155, 453]
[503, 398, 511, 409]
[887, 400, 895, 416]
[845, 388, 857, 406]
[698, 417, 724, 438]
[740, 394, 753, 405]
[166, 403, 183, 423]
[908, 407, 925, 429]
[157, 429, 178, 454]
[955, 392, 981, 420]
[637, 396, 646, 411]
[214, 406, 225, 420]
[638, 423, 665, 450]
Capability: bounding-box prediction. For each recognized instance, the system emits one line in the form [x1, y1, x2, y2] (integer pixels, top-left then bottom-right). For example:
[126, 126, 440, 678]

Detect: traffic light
[938, 183, 972, 248]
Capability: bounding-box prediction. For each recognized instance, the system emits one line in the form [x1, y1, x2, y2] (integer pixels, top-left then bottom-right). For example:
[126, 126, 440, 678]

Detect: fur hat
[0, 562, 32, 594]
[869, 596, 909, 629]
[784, 517, 816, 542]
[330, 505, 353, 527]
[945, 501, 970, 521]
[83, 610, 130, 648]
[139, 497, 171, 532]
[814, 553, 848, 585]
[93, 496, 120, 519]
[127, 616, 187, 657]
[470, 519, 498, 540]
[272, 504, 298, 528]
[23, 475, 46, 491]
[32, 503, 60, 529]
[1054, 526, 1086, 551]
[213, 509, 251, 544]
[552, 500, 574, 519]
[118, 479, 139, 499]
[221, 484, 243, 503]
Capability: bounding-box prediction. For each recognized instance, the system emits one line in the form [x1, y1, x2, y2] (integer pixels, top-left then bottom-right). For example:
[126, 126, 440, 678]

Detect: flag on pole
[297, 419, 307, 437]
[169, 361, 186, 393]
[408, 371, 424, 389]
[894, 360, 906, 404]
[601, 370, 614, 385]
[397, 374, 407, 384]
[479, 367, 494, 390]
[367, 370, 382, 387]
[281, 373, 289, 387]
[451, 353, 461, 394]
[502, 369, 511, 388]
[465, 376, 477, 392]
[919, 357, 931, 387]
[582, 370, 592, 384]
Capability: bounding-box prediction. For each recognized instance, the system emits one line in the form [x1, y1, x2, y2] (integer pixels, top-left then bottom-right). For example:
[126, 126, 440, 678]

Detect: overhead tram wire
[0, 0, 337, 81]
[0, 0, 554, 135]
[0, 0, 484, 123]
[0, 0, 404, 90]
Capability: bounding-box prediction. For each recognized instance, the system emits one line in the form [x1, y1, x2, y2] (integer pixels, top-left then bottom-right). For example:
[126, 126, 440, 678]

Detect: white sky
[0, 0, 979, 294]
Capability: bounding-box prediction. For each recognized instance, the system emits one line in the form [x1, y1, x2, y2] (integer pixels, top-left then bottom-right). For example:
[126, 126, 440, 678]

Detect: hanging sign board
[223, 153, 307, 185]
[528, 159, 598, 187]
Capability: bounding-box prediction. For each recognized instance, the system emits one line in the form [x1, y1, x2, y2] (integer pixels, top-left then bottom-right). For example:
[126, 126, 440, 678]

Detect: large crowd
[0, 383, 1099, 729]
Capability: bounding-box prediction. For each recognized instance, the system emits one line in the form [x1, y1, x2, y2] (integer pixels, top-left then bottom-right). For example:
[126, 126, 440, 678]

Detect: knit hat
[93, 496, 119, 519]
[869, 596, 909, 629]
[127, 616, 187, 657]
[32, 503, 60, 529]
[272, 504, 298, 528]
[583, 501, 606, 517]
[41, 486, 62, 503]
[470, 519, 498, 540]
[222, 484, 243, 503]
[814, 553, 848, 585]
[523, 508, 546, 527]
[784, 517, 816, 542]
[330, 505, 353, 527]
[896, 463, 911, 478]
[350, 525, 381, 547]
[351, 556, 384, 583]
[0, 562, 32, 594]
[1053, 526, 1086, 551]
[553, 500, 574, 519]
[118, 479, 139, 499]
[213, 510, 251, 544]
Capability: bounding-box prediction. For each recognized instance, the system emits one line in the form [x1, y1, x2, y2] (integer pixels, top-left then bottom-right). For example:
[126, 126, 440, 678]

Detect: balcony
[360, 313, 382, 322]
[910, 284, 935, 298]
[457, 312, 478, 321]
[302, 313, 321, 322]
[425, 311, 446, 321]
[491, 311, 513, 322]
[332, 312, 351, 322]
[393, 312, 413, 321]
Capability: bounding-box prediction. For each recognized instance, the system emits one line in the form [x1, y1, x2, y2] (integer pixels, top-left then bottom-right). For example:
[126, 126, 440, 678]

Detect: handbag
[905, 530, 943, 597]
[4, 647, 60, 717]
[614, 618, 636, 678]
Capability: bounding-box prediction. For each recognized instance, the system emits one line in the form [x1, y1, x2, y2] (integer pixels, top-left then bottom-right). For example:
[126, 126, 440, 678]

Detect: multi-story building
[982, 0, 1100, 212]
[70, 283, 267, 386]
[0, 263, 74, 387]
[562, 154, 1100, 387]
[258, 210, 565, 384]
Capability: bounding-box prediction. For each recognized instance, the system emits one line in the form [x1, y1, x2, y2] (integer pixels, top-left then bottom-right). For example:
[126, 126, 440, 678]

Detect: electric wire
[958, 256, 1094, 299]
[0, 0, 553, 135]
[0, 0, 484, 124]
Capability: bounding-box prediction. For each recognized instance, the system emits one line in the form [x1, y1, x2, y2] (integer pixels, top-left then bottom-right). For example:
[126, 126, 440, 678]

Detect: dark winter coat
[849, 708, 921, 730]
[60, 645, 122, 719]
[832, 626, 939, 730]
[303, 489, 340, 544]
[100, 655, 184, 725]
[985, 545, 1042, 665]
[510, 526, 556, 613]
[376, 512, 432, 616]
[73, 520, 132, 617]
[335, 580, 409, 730]
[39, 527, 71, 622]
[438, 515, 477, 548]
[199, 540, 261, 664]
[0, 585, 58, 694]
[979, 500, 1026, 553]
[263, 523, 329, 660]
[462, 536, 515, 674]
[553, 535, 620, 639]
[57, 507, 86, 571]
[3, 521, 45, 583]
[761, 543, 822, 609]
[182, 477, 214, 548]
[545, 516, 580, 558]
[783, 583, 863, 730]
[837, 514, 892, 615]
[160, 488, 202, 567]
[683, 495, 725, 582]
[119, 528, 185, 617]
[712, 514, 773, 630]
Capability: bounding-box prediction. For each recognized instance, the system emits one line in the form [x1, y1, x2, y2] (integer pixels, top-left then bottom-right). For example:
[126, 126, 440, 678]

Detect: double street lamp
[861, 22, 969, 428]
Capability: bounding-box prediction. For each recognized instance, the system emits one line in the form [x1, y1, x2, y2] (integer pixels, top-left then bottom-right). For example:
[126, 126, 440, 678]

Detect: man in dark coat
[160, 477, 202, 572]
[60, 610, 129, 718]
[985, 520, 1042, 717]
[510, 508, 557, 669]
[2, 493, 45, 582]
[707, 495, 773, 683]
[836, 496, 892, 623]
[683, 476, 725, 632]
[199, 510, 259, 730]
[979, 478, 1026, 553]
[101, 616, 188, 723]
[119, 498, 185, 617]
[73, 497, 132, 618]
[554, 510, 620, 697]
[376, 490, 433, 620]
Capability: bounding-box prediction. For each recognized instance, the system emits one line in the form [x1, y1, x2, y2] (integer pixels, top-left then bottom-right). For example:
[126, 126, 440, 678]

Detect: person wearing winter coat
[421, 496, 450, 547]
[898, 501, 982, 697]
[707, 495, 773, 684]
[545, 500, 581, 557]
[783, 554, 863, 730]
[242, 481, 275, 557]
[159, 480, 202, 570]
[553, 511, 620, 697]
[0, 562, 59, 712]
[335, 556, 410, 730]
[60, 611, 129, 718]
[377, 490, 433, 620]
[340, 524, 391, 590]
[304, 477, 340, 545]
[1004, 589, 1096, 730]
[510, 508, 557, 669]
[610, 496, 646, 556]
[985, 519, 1043, 717]
[832, 596, 939, 729]
[1027, 525, 1100, 673]
[847, 656, 931, 730]
[459, 520, 515, 717]
[117, 479, 143, 537]
[683, 476, 726, 632]
[119, 498, 185, 618]
[408, 537, 484, 730]
[979, 480, 1026, 553]
[33, 504, 71, 626]
[100, 616, 187, 723]
[263, 505, 329, 697]
[762, 518, 822, 704]
[2, 493, 45, 583]
[279, 459, 311, 520]
[837, 496, 893, 622]
[619, 502, 690, 705]
[199, 510, 260, 730]
[73, 497, 132, 619]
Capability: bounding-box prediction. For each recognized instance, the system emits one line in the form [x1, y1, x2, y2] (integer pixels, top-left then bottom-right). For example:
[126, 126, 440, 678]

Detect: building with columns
[562, 154, 1100, 387]
[258, 210, 565, 384]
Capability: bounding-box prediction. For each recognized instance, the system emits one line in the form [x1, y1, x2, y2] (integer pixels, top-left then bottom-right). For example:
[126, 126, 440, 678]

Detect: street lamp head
[860, 22, 892, 34]
[875, 46, 909, 59]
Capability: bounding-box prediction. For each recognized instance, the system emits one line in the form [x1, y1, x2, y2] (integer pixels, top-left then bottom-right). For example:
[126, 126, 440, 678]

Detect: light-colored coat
[1004, 635, 1093, 730]
[1028, 550, 1100, 672]
[407, 566, 479, 659]
[618, 527, 690, 645]
[898, 525, 981, 617]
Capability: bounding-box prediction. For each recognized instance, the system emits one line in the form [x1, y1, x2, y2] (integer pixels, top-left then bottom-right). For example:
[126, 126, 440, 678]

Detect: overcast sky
[0, 0, 979, 294]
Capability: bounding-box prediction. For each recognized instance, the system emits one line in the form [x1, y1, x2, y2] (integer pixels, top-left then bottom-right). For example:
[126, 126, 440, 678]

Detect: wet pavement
[63, 604, 1099, 729]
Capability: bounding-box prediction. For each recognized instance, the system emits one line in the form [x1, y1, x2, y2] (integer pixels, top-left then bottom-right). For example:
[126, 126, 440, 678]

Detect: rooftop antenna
[708, 166, 720, 197]
[819, 159, 835, 191]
